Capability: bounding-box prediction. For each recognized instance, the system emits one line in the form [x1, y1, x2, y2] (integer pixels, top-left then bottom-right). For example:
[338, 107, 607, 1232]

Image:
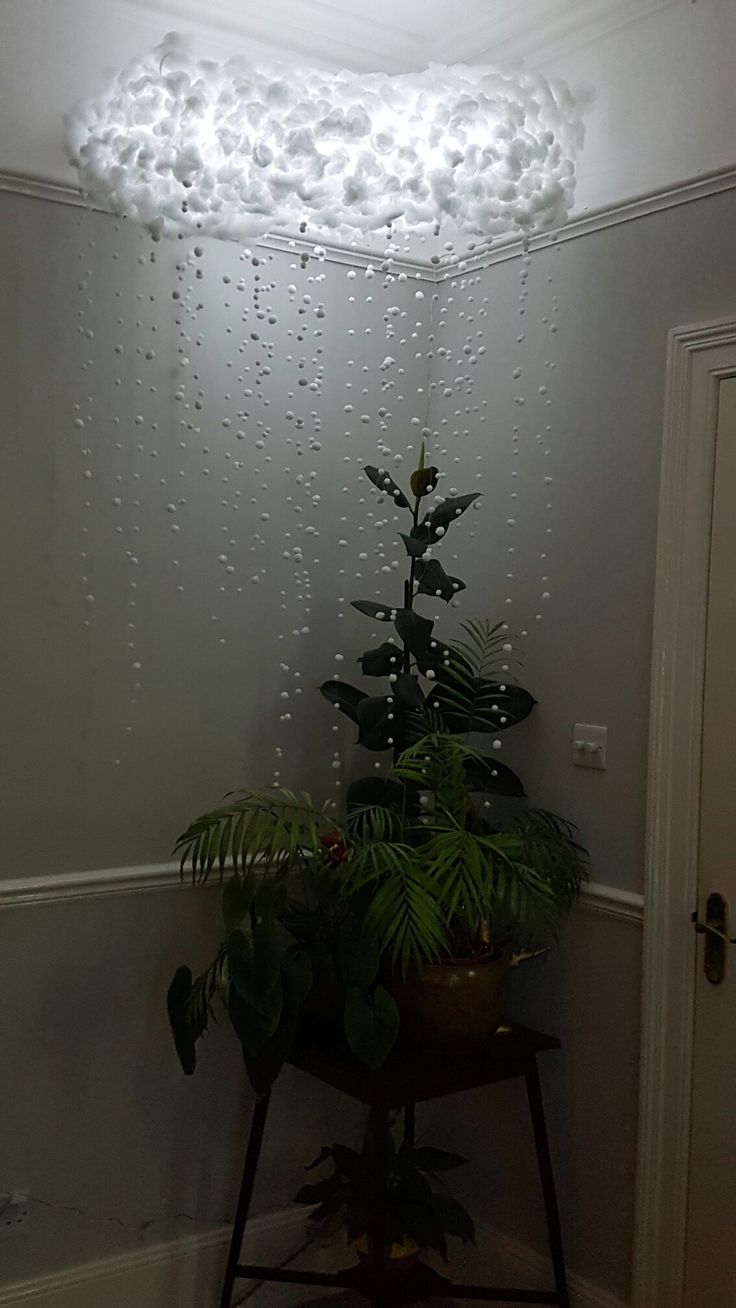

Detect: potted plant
[167, 447, 586, 1092]
[294, 1125, 475, 1274]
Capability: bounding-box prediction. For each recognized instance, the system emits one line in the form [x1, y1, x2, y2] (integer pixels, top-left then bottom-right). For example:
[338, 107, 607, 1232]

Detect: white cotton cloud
[65, 32, 586, 245]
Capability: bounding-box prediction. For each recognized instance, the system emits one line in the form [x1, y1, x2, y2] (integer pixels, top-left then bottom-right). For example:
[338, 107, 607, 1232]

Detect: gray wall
[0, 191, 431, 876]
[0, 189, 430, 1289]
[2, 184, 736, 1302]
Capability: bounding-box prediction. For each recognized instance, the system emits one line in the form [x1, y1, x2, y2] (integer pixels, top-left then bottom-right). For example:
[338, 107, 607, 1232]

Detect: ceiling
[117, 0, 679, 72]
[3, 0, 717, 220]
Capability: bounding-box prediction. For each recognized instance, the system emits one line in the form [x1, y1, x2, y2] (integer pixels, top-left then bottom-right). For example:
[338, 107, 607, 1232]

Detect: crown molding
[2, 164, 736, 281]
[433, 0, 680, 68]
[436, 165, 736, 277]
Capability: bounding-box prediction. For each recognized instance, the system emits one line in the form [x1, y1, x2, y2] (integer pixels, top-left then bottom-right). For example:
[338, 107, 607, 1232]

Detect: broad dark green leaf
[363, 465, 410, 509]
[434, 674, 535, 735]
[337, 918, 381, 990]
[463, 757, 526, 798]
[415, 638, 453, 676]
[351, 600, 396, 621]
[359, 641, 403, 677]
[240, 949, 311, 1097]
[222, 872, 255, 932]
[410, 465, 439, 497]
[392, 673, 425, 711]
[294, 1177, 340, 1205]
[330, 1144, 364, 1179]
[393, 609, 433, 657]
[430, 1193, 476, 1244]
[346, 776, 406, 812]
[319, 680, 367, 723]
[167, 965, 197, 1076]
[415, 558, 466, 603]
[356, 695, 396, 751]
[305, 1145, 334, 1172]
[405, 1147, 468, 1172]
[228, 985, 283, 1060]
[343, 984, 400, 1068]
[427, 493, 481, 532]
[399, 532, 429, 558]
[227, 924, 281, 1011]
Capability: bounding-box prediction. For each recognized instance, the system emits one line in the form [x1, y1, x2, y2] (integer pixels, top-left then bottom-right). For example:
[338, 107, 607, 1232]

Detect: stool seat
[288, 1017, 560, 1107]
[218, 1017, 569, 1308]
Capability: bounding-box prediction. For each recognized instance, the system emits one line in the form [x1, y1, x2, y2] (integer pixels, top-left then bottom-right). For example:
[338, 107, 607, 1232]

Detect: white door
[684, 375, 736, 1305]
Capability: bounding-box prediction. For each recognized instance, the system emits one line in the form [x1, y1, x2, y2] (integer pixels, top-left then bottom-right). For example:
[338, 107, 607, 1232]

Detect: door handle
[692, 893, 735, 984]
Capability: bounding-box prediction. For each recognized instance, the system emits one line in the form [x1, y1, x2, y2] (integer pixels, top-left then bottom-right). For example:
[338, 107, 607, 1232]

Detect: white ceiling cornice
[433, 0, 682, 69]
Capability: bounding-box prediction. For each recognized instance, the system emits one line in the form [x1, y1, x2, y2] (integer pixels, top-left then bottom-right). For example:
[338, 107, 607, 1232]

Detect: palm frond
[174, 789, 333, 884]
[451, 619, 511, 682]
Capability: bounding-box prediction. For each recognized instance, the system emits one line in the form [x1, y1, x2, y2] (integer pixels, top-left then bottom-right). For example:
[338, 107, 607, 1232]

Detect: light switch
[572, 723, 607, 769]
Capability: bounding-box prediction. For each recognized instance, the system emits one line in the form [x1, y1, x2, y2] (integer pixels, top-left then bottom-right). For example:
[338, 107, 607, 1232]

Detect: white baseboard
[486, 1223, 630, 1308]
[0, 1209, 629, 1308]
[0, 1207, 307, 1308]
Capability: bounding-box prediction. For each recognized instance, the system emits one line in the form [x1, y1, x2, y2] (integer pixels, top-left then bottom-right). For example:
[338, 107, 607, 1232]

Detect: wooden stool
[219, 1020, 569, 1307]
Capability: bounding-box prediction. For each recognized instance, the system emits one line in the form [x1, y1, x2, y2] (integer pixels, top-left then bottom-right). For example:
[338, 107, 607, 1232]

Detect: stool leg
[404, 1102, 416, 1148]
[366, 1105, 390, 1297]
[219, 1092, 271, 1308]
[525, 1059, 570, 1308]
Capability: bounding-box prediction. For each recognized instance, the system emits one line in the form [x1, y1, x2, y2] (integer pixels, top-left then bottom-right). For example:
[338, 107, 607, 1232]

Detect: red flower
[321, 830, 348, 864]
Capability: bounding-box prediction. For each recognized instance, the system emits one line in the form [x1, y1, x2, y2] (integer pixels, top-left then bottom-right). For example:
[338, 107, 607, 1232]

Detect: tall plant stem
[402, 495, 421, 674]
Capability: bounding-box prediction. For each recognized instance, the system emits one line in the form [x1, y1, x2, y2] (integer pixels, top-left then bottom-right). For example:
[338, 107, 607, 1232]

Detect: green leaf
[167, 966, 197, 1076]
[393, 674, 425, 711]
[337, 919, 381, 990]
[222, 872, 256, 932]
[343, 984, 400, 1069]
[415, 558, 466, 603]
[410, 465, 439, 498]
[330, 1144, 364, 1179]
[227, 924, 281, 1011]
[294, 1177, 340, 1206]
[346, 776, 406, 812]
[356, 695, 396, 751]
[240, 949, 311, 1097]
[363, 466, 411, 509]
[435, 675, 535, 735]
[351, 600, 396, 621]
[404, 1147, 468, 1173]
[430, 1193, 476, 1244]
[415, 638, 453, 676]
[319, 680, 367, 723]
[427, 493, 481, 532]
[463, 757, 526, 798]
[305, 1145, 335, 1172]
[399, 532, 429, 558]
[359, 642, 403, 677]
[394, 609, 433, 657]
[228, 985, 283, 1060]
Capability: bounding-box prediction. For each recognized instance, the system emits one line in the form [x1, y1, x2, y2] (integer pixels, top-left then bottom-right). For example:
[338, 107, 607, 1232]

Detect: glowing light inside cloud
[66, 32, 586, 244]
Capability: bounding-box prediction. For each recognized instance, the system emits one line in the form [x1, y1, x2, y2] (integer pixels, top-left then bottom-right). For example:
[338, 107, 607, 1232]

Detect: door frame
[633, 318, 736, 1307]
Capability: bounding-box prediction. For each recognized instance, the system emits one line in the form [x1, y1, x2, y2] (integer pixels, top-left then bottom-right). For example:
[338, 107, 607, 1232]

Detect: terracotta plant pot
[392, 949, 508, 1045]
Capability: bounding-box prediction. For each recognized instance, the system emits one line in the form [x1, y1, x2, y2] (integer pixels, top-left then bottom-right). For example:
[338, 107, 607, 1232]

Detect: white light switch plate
[572, 723, 607, 769]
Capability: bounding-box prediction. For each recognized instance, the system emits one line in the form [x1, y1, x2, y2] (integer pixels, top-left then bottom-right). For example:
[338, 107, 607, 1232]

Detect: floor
[297, 1298, 456, 1306]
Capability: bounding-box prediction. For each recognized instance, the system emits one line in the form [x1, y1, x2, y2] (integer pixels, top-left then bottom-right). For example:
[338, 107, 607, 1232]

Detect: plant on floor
[294, 1124, 475, 1263]
[167, 446, 586, 1096]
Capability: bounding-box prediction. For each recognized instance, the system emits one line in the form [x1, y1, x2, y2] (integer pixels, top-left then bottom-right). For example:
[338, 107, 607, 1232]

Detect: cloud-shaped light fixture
[66, 32, 585, 245]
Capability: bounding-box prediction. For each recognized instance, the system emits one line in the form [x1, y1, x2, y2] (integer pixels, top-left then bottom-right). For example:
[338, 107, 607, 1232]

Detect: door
[684, 375, 736, 1305]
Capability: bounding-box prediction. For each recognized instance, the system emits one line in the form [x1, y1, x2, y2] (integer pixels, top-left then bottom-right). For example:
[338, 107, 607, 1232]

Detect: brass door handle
[692, 916, 736, 946]
[692, 893, 734, 984]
